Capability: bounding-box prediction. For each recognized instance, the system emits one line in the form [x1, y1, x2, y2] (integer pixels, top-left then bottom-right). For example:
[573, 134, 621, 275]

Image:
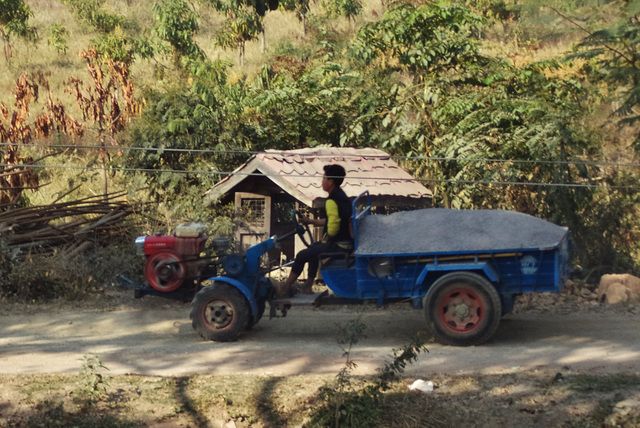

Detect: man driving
[277, 164, 353, 297]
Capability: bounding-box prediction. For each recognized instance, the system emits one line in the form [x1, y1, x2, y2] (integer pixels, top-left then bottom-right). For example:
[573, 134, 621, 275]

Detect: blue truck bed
[320, 197, 572, 308]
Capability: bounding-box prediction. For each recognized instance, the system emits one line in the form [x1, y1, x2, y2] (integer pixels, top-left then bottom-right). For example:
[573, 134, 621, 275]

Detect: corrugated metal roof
[205, 147, 433, 208]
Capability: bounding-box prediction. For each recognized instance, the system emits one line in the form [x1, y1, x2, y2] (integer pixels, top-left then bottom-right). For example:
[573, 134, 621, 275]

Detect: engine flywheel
[144, 250, 186, 292]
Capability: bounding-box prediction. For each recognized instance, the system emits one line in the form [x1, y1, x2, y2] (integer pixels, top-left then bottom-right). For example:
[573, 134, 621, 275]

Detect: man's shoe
[275, 282, 294, 298]
[294, 282, 314, 294]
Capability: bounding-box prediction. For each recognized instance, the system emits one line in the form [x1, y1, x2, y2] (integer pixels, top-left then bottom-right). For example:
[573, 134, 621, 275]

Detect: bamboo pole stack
[0, 193, 134, 257]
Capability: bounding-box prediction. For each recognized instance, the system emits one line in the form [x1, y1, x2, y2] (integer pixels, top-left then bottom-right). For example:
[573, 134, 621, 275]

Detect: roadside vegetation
[2, 334, 640, 427]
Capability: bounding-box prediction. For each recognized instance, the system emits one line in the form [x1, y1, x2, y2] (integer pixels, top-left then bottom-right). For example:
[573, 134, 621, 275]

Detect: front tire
[423, 272, 501, 346]
[191, 283, 250, 342]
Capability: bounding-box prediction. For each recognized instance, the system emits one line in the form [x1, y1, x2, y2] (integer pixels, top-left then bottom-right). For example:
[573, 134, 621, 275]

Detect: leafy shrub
[309, 317, 428, 427]
[65, 0, 126, 33]
[77, 353, 110, 402]
[47, 24, 68, 54]
[4, 253, 96, 301]
[0, 238, 142, 302]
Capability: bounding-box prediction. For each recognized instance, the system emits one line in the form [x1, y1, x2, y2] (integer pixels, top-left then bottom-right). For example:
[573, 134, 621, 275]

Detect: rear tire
[191, 283, 250, 342]
[423, 272, 501, 346]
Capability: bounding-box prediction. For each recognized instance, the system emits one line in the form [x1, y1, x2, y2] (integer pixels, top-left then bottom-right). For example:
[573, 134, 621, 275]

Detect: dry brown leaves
[1, 45, 142, 205]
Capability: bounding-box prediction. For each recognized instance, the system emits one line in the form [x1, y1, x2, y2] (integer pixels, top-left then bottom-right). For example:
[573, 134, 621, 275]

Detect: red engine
[136, 223, 208, 292]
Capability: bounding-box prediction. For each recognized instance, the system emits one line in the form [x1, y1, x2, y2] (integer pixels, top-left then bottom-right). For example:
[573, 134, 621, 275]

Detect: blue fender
[206, 277, 258, 316]
[415, 262, 500, 288]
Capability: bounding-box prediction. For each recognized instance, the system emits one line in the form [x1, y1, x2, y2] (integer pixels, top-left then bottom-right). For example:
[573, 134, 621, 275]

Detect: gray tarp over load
[355, 208, 569, 256]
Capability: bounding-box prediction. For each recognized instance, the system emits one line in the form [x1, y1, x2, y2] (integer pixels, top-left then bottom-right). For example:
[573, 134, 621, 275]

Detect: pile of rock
[597, 274, 640, 305]
[605, 395, 640, 427]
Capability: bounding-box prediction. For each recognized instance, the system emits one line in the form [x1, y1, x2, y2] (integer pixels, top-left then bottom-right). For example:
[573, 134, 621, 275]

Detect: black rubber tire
[190, 283, 250, 342]
[423, 272, 501, 346]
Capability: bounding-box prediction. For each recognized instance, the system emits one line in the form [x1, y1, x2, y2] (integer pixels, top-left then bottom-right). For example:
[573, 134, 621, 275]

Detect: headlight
[135, 236, 147, 255]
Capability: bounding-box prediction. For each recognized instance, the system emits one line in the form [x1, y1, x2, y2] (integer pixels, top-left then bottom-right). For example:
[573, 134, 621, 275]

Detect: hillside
[1, 1, 630, 108]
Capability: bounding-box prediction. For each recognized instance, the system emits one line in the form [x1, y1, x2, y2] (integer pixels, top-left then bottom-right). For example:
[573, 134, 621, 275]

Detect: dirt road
[2, 297, 640, 377]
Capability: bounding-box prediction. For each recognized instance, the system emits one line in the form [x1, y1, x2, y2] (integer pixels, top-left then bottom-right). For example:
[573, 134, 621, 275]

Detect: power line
[2, 162, 637, 190]
[3, 142, 640, 169]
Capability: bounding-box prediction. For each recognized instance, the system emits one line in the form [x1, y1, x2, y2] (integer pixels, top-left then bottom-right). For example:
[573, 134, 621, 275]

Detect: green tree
[92, 30, 156, 65]
[204, 0, 264, 66]
[47, 24, 68, 54]
[322, 0, 362, 29]
[247, 60, 361, 149]
[153, 0, 205, 64]
[343, 1, 487, 155]
[0, 0, 37, 61]
[63, 0, 154, 65]
[123, 59, 248, 213]
[64, 0, 126, 33]
[279, 0, 311, 36]
[203, 0, 279, 18]
[202, 0, 281, 58]
[214, 5, 263, 66]
[571, 9, 640, 147]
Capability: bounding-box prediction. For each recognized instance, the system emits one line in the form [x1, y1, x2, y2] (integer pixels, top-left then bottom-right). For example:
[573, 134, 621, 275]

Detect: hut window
[241, 198, 266, 226]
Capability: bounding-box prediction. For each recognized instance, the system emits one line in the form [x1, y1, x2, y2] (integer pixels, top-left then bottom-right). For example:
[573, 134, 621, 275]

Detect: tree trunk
[1, 28, 12, 62]
[239, 42, 245, 67]
[100, 133, 108, 203]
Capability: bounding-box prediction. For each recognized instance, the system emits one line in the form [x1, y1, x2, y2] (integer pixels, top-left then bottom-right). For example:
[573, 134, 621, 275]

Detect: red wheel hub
[438, 287, 484, 333]
[203, 298, 235, 331]
[144, 250, 186, 292]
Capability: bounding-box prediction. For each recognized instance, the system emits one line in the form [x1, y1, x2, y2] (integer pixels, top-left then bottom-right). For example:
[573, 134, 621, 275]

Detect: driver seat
[319, 216, 355, 268]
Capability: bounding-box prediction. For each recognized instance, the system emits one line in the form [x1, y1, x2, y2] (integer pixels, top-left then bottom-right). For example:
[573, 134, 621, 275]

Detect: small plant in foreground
[309, 317, 428, 427]
[77, 353, 110, 402]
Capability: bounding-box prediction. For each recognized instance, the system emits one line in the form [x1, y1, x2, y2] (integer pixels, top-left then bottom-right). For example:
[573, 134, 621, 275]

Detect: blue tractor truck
[135, 191, 571, 346]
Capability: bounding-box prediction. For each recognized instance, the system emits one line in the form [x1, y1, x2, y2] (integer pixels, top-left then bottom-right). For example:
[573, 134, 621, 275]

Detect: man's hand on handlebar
[293, 211, 315, 247]
[299, 216, 326, 227]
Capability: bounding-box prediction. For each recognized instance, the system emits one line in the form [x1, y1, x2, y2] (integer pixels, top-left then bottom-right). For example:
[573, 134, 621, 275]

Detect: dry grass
[0, 373, 330, 427]
[4, 0, 386, 98]
[2, 369, 639, 427]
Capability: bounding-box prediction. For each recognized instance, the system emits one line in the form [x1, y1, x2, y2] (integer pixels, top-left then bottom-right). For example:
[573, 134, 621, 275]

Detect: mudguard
[205, 276, 258, 316]
[416, 261, 500, 288]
